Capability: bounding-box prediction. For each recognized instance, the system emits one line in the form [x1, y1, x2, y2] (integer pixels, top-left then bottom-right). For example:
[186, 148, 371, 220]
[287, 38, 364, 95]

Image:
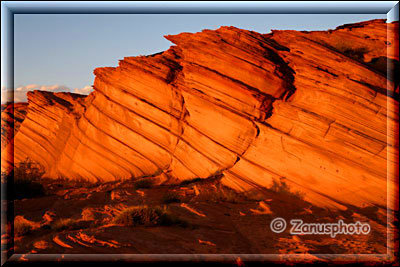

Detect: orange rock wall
[4, 19, 398, 210]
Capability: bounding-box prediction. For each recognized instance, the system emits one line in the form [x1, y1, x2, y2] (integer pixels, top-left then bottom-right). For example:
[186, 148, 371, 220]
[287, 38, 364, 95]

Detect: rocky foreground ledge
[2, 19, 398, 211]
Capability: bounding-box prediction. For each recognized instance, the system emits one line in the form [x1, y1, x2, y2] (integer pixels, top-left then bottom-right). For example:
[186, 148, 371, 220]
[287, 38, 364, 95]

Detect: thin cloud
[12, 84, 70, 103]
[15, 84, 70, 93]
[1, 84, 93, 103]
[73, 85, 93, 95]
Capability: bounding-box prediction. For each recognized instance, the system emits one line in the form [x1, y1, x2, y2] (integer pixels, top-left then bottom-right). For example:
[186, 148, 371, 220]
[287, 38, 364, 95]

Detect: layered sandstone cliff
[1, 92, 87, 175]
[2, 19, 398, 210]
[1, 102, 28, 173]
[1, 102, 28, 150]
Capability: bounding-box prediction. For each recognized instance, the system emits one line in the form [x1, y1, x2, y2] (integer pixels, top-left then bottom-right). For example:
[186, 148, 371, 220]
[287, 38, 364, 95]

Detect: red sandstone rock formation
[1, 102, 28, 173]
[2, 19, 398, 210]
[1, 102, 28, 150]
[1, 92, 87, 175]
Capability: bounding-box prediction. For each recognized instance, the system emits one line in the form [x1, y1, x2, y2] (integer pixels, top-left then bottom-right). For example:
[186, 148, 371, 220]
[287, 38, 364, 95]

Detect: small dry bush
[269, 179, 305, 200]
[13, 158, 45, 199]
[335, 42, 369, 61]
[114, 206, 188, 227]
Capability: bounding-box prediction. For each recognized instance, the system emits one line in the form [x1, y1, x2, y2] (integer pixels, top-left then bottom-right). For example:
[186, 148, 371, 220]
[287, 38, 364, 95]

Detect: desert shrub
[51, 218, 81, 231]
[53, 176, 95, 189]
[269, 179, 305, 200]
[133, 179, 154, 189]
[241, 189, 270, 202]
[14, 218, 34, 236]
[335, 43, 369, 61]
[161, 191, 181, 204]
[179, 171, 223, 186]
[113, 206, 188, 227]
[13, 158, 45, 199]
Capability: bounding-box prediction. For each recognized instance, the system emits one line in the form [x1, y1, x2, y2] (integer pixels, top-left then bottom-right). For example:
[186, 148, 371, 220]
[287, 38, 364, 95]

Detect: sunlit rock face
[2, 91, 87, 176]
[1, 102, 28, 173]
[4, 19, 398, 210]
[1, 102, 28, 150]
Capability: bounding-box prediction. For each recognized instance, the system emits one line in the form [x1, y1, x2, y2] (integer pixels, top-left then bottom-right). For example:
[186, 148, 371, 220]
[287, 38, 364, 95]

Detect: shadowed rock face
[3, 19, 398, 210]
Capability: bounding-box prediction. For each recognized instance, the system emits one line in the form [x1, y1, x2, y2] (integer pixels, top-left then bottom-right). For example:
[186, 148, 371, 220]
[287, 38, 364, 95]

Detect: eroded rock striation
[2, 92, 87, 176]
[1, 102, 28, 173]
[1, 102, 28, 150]
[3, 19, 398, 210]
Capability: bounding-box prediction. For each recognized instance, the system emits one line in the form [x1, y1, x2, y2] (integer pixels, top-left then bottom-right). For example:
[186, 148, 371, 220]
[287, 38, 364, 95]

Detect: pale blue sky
[13, 14, 387, 98]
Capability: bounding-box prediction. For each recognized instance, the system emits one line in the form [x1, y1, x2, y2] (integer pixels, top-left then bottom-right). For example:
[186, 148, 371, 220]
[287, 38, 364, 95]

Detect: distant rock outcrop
[2, 19, 398, 210]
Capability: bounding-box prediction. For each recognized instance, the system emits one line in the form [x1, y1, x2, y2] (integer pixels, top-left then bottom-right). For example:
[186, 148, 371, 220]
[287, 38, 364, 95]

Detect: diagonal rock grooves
[2, 19, 398, 211]
[160, 34, 296, 182]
